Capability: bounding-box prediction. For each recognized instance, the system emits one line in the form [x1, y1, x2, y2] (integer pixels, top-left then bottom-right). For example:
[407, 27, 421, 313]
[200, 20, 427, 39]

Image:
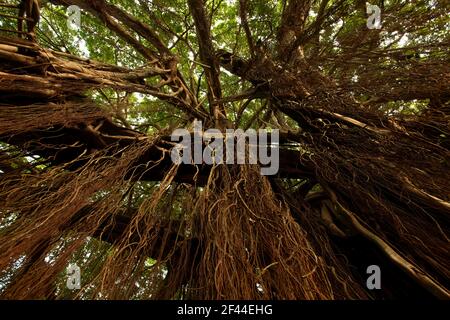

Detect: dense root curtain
[0, 144, 367, 299]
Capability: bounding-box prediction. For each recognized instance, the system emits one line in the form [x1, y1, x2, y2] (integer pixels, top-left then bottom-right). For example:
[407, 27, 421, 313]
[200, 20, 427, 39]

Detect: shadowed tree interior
[0, 0, 448, 299]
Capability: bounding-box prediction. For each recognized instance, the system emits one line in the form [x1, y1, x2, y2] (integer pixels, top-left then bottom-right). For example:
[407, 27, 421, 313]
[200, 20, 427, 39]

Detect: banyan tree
[0, 0, 448, 300]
